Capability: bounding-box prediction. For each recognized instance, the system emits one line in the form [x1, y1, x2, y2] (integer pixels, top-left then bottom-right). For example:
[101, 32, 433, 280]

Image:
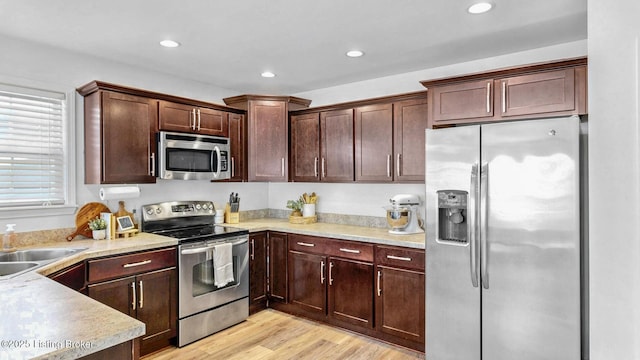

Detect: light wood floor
[144, 309, 425, 360]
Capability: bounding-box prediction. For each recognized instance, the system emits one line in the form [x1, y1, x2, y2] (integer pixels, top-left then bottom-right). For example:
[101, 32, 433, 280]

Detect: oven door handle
[180, 237, 248, 255]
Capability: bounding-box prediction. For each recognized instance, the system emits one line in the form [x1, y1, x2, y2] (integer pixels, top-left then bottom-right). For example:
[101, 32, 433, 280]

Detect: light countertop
[0, 219, 422, 359]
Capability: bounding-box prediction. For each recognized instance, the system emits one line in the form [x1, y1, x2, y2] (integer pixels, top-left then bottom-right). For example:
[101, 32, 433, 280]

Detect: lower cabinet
[288, 250, 327, 316]
[249, 231, 288, 314]
[328, 257, 374, 329]
[86, 247, 177, 356]
[48, 261, 86, 294]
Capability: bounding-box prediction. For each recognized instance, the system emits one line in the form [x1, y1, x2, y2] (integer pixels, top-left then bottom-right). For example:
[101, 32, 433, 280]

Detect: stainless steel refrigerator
[425, 116, 582, 360]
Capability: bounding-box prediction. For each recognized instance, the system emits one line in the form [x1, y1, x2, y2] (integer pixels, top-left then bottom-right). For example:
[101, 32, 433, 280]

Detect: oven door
[178, 234, 248, 318]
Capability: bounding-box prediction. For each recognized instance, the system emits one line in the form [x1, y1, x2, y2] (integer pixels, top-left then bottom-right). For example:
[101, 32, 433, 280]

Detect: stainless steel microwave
[158, 131, 230, 180]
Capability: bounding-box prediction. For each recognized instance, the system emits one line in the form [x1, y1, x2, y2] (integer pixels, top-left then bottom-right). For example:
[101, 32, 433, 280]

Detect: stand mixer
[385, 194, 424, 235]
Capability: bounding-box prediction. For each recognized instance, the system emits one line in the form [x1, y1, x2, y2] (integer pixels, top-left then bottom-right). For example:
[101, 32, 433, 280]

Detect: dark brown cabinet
[249, 231, 288, 314]
[422, 58, 588, 127]
[268, 232, 289, 303]
[249, 232, 268, 313]
[290, 110, 354, 182]
[288, 250, 327, 316]
[159, 100, 228, 137]
[328, 257, 374, 329]
[355, 104, 394, 182]
[86, 247, 177, 356]
[48, 261, 86, 293]
[374, 245, 425, 351]
[394, 98, 428, 182]
[223, 95, 311, 182]
[228, 112, 247, 181]
[82, 90, 157, 184]
[354, 99, 428, 183]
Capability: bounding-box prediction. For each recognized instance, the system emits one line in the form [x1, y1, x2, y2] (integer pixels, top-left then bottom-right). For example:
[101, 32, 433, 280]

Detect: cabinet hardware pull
[329, 261, 334, 285]
[386, 255, 411, 262]
[322, 158, 326, 178]
[377, 270, 382, 296]
[231, 157, 235, 178]
[131, 281, 137, 311]
[501, 81, 506, 113]
[397, 153, 401, 177]
[139, 280, 144, 309]
[320, 261, 325, 284]
[296, 242, 315, 247]
[387, 154, 391, 177]
[149, 153, 155, 177]
[251, 239, 255, 260]
[123, 259, 152, 268]
[191, 109, 197, 130]
[486, 82, 491, 113]
[281, 157, 285, 177]
[314, 157, 319, 178]
[339, 248, 360, 254]
[197, 109, 201, 131]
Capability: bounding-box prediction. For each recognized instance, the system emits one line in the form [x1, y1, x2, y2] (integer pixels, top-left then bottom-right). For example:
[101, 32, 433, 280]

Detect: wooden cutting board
[67, 202, 111, 241]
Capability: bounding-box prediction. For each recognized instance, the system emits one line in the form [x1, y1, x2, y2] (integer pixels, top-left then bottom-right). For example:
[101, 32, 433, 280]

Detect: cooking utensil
[66, 202, 111, 241]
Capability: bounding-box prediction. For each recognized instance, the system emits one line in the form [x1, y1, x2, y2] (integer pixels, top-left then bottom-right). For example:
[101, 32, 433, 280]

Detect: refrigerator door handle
[480, 162, 489, 289]
[469, 163, 479, 288]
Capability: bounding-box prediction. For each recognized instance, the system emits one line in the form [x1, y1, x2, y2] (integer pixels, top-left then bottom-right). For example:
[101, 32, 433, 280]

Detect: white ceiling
[0, 0, 587, 95]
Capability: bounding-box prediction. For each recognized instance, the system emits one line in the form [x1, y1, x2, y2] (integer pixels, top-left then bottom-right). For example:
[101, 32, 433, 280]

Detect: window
[0, 83, 73, 213]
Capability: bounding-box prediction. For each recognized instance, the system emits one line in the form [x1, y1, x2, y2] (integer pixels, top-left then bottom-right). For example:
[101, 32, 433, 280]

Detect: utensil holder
[225, 203, 239, 224]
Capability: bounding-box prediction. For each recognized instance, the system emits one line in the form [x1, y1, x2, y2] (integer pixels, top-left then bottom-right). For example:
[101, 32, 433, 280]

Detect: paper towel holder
[99, 185, 141, 201]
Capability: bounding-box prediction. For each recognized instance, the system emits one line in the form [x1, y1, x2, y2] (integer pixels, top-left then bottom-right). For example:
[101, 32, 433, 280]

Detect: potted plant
[286, 199, 304, 217]
[88, 217, 107, 240]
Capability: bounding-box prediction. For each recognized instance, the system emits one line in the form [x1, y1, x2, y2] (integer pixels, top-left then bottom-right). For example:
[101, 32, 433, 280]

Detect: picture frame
[116, 215, 135, 231]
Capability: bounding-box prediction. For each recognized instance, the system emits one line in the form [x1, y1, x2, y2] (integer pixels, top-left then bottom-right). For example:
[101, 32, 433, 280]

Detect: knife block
[224, 203, 239, 224]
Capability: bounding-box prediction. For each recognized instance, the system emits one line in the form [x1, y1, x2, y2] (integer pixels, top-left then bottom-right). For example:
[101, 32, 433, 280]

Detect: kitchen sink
[0, 247, 87, 280]
[0, 262, 39, 277]
[0, 248, 84, 262]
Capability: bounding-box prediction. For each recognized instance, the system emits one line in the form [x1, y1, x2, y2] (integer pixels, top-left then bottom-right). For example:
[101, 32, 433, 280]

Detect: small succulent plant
[88, 217, 107, 230]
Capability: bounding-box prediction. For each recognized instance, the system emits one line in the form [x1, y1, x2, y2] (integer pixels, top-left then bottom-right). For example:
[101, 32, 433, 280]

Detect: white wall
[588, 1, 640, 359]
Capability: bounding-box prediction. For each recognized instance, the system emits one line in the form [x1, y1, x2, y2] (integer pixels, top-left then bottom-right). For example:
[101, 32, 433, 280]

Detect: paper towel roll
[99, 186, 140, 200]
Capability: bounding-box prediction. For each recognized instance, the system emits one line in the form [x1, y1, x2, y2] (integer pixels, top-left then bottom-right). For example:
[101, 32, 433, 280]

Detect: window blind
[0, 84, 66, 208]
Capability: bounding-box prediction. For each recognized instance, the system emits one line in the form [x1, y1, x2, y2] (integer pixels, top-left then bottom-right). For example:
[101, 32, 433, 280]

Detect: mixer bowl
[386, 207, 410, 229]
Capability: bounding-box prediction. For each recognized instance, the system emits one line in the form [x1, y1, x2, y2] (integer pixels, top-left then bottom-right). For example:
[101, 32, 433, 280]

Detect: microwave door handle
[213, 146, 222, 179]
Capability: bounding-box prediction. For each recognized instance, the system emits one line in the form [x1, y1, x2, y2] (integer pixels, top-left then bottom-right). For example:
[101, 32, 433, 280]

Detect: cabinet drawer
[376, 246, 424, 271]
[288, 234, 327, 255]
[326, 239, 374, 262]
[87, 247, 177, 283]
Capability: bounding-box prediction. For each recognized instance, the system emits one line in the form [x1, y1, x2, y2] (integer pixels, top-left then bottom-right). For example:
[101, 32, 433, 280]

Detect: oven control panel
[142, 201, 215, 222]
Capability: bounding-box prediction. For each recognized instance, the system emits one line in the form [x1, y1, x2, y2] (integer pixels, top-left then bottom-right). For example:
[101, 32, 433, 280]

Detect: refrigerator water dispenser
[437, 190, 468, 243]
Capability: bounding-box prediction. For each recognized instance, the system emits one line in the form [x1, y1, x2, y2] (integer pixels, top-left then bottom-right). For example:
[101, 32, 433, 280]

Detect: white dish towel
[213, 242, 234, 287]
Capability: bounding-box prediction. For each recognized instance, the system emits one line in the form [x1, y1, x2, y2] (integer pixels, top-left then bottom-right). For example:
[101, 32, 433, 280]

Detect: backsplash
[8, 209, 389, 247]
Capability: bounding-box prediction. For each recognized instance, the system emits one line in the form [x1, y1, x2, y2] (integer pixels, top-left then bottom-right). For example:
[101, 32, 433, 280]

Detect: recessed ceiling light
[467, 2, 493, 14]
[346, 50, 364, 58]
[159, 39, 180, 48]
[261, 71, 276, 78]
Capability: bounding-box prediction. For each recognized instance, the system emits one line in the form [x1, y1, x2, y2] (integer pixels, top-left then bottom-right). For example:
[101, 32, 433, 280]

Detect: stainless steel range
[141, 201, 249, 347]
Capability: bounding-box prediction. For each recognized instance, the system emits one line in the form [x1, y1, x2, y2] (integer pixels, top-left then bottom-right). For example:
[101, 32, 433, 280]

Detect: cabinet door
[497, 68, 575, 117]
[430, 79, 494, 123]
[136, 268, 177, 355]
[48, 262, 86, 293]
[394, 98, 428, 182]
[228, 112, 246, 181]
[328, 257, 374, 329]
[290, 113, 320, 182]
[268, 232, 288, 303]
[158, 100, 196, 133]
[355, 104, 394, 182]
[248, 100, 288, 181]
[249, 232, 268, 313]
[288, 251, 326, 315]
[320, 109, 354, 182]
[88, 275, 136, 317]
[375, 266, 425, 345]
[100, 91, 157, 183]
[197, 107, 228, 136]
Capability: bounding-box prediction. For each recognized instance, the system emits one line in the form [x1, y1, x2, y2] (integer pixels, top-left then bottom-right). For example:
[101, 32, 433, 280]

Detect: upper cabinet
[228, 112, 247, 181]
[80, 88, 158, 184]
[422, 57, 587, 127]
[159, 100, 228, 137]
[353, 97, 428, 183]
[224, 95, 311, 182]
